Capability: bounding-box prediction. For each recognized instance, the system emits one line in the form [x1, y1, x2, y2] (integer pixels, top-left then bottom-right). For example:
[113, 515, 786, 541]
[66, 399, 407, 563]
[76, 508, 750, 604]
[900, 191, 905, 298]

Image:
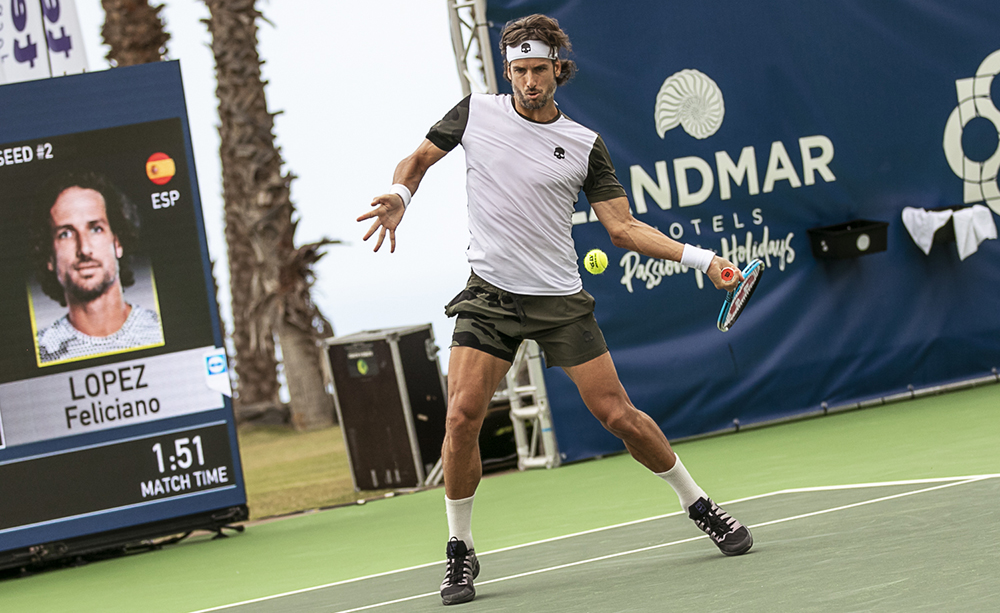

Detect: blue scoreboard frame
[0, 62, 248, 567]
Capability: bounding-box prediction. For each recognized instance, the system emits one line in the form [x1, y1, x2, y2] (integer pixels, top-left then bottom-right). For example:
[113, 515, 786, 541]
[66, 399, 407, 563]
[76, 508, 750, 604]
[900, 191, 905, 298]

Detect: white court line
[328, 476, 994, 613]
[326, 533, 712, 613]
[188, 474, 999, 613]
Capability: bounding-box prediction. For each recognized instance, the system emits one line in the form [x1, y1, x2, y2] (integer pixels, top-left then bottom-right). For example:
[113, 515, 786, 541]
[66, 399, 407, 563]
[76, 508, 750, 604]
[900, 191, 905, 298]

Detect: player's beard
[62, 256, 119, 304]
[515, 80, 556, 111]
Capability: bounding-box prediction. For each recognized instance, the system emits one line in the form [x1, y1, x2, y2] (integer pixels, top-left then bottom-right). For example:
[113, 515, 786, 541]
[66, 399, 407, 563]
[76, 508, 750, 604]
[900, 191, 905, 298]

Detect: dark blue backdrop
[486, 1, 1000, 462]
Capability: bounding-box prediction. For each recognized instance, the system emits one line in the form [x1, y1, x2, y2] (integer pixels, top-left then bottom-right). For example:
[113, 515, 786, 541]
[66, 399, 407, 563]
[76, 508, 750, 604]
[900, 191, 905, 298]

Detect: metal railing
[493, 341, 561, 470]
[446, 0, 499, 96]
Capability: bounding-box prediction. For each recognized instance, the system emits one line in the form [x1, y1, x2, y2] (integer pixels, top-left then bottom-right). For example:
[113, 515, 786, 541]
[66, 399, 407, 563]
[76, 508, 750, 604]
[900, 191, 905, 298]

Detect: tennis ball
[584, 249, 609, 274]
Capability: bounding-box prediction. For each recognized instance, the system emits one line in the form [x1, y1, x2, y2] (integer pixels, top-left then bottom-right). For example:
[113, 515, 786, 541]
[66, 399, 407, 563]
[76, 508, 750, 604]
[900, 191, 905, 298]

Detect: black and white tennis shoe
[688, 497, 753, 556]
[441, 538, 480, 605]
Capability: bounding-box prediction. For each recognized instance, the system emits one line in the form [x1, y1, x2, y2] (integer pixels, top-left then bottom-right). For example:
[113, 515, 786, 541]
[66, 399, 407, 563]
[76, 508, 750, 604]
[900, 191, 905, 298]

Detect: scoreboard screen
[0, 62, 247, 564]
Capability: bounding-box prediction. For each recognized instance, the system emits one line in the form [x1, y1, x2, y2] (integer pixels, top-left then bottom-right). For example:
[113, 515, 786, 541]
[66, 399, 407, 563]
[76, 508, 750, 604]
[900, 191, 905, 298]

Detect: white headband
[505, 39, 558, 62]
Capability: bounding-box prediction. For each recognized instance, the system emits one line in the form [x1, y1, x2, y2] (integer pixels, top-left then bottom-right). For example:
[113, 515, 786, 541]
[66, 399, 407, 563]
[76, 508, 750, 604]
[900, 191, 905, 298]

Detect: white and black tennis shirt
[427, 93, 626, 295]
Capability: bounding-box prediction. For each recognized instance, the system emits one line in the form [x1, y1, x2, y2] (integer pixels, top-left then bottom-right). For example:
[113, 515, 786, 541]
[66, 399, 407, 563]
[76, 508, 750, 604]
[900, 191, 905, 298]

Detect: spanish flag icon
[146, 152, 176, 185]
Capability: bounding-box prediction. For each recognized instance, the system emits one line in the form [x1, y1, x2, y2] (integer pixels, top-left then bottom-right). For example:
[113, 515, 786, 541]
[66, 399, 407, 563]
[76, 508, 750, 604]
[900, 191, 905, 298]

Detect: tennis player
[359, 14, 752, 606]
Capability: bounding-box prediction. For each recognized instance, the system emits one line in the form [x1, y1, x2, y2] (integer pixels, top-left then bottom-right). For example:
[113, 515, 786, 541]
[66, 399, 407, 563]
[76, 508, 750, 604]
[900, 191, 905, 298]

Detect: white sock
[655, 454, 707, 511]
[445, 494, 475, 550]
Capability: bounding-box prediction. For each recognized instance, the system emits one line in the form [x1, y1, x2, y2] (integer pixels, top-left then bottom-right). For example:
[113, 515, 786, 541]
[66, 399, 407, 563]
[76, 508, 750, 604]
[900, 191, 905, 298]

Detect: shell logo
[655, 69, 725, 140]
[146, 152, 176, 185]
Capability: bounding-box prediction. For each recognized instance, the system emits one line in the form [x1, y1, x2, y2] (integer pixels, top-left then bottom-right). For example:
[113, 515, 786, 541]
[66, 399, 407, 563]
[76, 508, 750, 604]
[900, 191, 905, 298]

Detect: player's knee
[600, 405, 641, 439]
[446, 394, 487, 435]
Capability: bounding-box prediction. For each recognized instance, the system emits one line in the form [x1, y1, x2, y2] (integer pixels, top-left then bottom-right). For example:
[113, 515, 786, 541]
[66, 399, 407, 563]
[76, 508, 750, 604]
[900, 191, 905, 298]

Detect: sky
[74, 0, 474, 372]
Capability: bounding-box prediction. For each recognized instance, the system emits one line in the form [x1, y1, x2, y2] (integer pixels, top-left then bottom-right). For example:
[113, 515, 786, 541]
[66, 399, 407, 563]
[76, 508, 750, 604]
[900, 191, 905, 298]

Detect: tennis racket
[717, 259, 764, 332]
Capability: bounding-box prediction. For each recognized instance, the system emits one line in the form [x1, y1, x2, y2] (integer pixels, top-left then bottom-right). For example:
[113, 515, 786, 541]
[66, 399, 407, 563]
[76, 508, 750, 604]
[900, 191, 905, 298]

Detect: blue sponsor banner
[486, 2, 1000, 461]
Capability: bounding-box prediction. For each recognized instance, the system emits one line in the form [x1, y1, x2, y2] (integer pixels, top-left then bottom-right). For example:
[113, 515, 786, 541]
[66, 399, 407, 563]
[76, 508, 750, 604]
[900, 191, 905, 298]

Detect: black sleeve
[426, 95, 471, 152]
[582, 135, 627, 202]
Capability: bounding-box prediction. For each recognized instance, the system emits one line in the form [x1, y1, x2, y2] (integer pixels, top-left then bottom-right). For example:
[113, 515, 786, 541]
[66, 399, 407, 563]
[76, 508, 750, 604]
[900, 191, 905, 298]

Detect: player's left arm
[591, 196, 741, 291]
[358, 139, 448, 253]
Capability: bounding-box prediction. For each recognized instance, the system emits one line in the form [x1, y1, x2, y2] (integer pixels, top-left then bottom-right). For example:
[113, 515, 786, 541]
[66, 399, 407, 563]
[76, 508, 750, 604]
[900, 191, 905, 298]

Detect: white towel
[952, 204, 998, 260]
[901, 207, 953, 255]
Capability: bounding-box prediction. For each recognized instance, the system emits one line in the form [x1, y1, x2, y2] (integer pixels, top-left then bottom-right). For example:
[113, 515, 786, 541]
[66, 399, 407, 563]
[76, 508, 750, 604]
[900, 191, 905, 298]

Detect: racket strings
[717, 259, 763, 332]
[724, 273, 760, 324]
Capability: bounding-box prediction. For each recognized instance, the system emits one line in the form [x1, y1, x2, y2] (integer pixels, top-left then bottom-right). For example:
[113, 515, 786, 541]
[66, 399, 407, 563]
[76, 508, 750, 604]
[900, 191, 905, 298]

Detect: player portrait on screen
[28, 171, 165, 366]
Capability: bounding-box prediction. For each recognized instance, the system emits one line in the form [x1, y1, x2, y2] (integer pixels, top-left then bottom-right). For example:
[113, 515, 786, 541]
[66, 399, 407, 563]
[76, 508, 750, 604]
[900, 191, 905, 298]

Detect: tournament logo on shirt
[146, 152, 176, 185]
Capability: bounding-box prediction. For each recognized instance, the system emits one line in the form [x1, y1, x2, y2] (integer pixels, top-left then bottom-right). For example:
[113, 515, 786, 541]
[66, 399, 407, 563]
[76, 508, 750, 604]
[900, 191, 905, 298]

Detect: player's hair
[499, 14, 577, 86]
[30, 171, 140, 306]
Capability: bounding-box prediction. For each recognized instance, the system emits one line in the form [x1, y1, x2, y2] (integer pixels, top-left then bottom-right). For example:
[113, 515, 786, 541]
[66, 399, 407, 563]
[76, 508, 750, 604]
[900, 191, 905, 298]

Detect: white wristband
[680, 244, 715, 273]
[389, 183, 411, 208]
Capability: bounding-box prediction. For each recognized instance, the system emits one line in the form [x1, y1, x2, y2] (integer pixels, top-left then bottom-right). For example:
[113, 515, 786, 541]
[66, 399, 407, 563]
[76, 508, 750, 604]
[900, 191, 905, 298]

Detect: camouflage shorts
[444, 272, 608, 367]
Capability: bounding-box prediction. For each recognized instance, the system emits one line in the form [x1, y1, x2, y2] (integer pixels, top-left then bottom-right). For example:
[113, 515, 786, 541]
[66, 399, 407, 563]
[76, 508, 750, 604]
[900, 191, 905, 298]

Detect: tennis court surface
[1, 384, 996, 613]
[202, 475, 999, 613]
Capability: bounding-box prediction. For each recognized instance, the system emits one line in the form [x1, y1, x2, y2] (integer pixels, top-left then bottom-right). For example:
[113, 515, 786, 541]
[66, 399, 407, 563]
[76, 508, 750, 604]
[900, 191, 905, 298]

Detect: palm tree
[100, 0, 170, 66]
[201, 0, 335, 430]
[99, 0, 334, 429]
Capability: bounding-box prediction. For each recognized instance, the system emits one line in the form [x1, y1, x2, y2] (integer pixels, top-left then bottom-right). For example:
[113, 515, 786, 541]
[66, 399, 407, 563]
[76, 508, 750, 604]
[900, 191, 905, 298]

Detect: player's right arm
[358, 139, 448, 253]
[592, 196, 740, 291]
[584, 134, 740, 291]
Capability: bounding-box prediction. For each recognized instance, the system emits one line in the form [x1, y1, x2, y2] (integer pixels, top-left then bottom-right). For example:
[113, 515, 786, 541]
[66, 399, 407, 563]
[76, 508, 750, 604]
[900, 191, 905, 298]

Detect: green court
[2, 384, 997, 612]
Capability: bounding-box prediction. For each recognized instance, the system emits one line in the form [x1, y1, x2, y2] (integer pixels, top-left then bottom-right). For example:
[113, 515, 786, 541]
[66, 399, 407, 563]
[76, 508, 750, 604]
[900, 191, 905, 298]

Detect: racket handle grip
[721, 267, 736, 282]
